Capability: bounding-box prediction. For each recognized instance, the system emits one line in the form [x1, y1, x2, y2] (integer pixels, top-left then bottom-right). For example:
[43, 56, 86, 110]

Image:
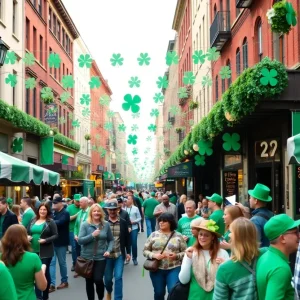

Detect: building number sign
[255, 138, 280, 162]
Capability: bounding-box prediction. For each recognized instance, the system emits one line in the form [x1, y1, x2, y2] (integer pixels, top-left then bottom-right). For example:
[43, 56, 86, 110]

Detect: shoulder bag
[143, 231, 175, 272]
[240, 257, 258, 300]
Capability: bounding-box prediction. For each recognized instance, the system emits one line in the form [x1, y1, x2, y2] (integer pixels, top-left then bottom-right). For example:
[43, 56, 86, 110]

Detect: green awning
[103, 171, 115, 181]
[0, 151, 60, 185]
[287, 134, 300, 164]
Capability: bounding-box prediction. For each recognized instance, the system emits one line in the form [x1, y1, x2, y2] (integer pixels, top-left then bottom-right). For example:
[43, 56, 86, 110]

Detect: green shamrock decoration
[156, 76, 169, 89]
[206, 47, 220, 61]
[169, 105, 180, 116]
[166, 51, 179, 66]
[5, 51, 17, 65]
[25, 78, 36, 89]
[62, 75, 75, 89]
[178, 87, 188, 99]
[5, 74, 17, 87]
[131, 124, 139, 131]
[60, 91, 71, 103]
[132, 148, 138, 155]
[122, 94, 141, 113]
[192, 50, 206, 64]
[195, 155, 206, 166]
[80, 94, 91, 106]
[12, 137, 23, 153]
[202, 76, 213, 87]
[91, 121, 98, 128]
[189, 119, 195, 126]
[197, 140, 213, 156]
[164, 122, 173, 130]
[48, 53, 61, 68]
[286, 2, 297, 26]
[127, 134, 138, 145]
[41, 87, 54, 100]
[137, 53, 151, 66]
[99, 94, 110, 106]
[100, 149, 107, 158]
[153, 92, 164, 104]
[95, 134, 101, 140]
[148, 124, 157, 132]
[82, 108, 91, 117]
[128, 76, 141, 88]
[150, 109, 159, 118]
[68, 112, 73, 120]
[107, 110, 115, 118]
[78, 54, 92, 68]
[59, 117, 66, 124]
[183, 72, 196, 85]
[110, 53, 124, 66]
[72, 119, 80, 127]
[222, 133, 241, 151]
[89, 76, 101, 89]
[206, 220, 219, 232]
[69, 129, 75, 136]
[104, 122, 113, 131]
[260, 68, 278, 87]
[146, 136, 152, 142]
[118, 124, 126, 132]
[23, 52, 35, 66]
[62, 155, 69, 165]
[219, 66, 232, 79]
[47, 107, 57, 115]
[132, 112, 140, 119]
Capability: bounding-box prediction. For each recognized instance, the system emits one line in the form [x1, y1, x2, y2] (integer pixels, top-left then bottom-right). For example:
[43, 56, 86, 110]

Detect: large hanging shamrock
[153, 92, 164, 104]
[5, 51, 17, 65]
[48, 53, 61, 68]
[197, 140, 213, 156]
[23, 52, 35, 66]
[62, 75, 75, 89]
[127, 134, 138, 145]
[148, 124, 157, 132]
[122, 94, 141, 113]
[12, 137, 23, 153]
[165, 51, 179, 66]
[5, 74, 17, 87]
[286, 2, 297, 26]
[195, 155, 206, 166]
[137, 53, 151, 66]
[192, 50, 206, 64]
[25, 78, 36, 89]
[260, 68, 278, 86]
[222, 133, 241, 151]
[118, 124, 126, 132]
[78, 54, 92, 68]
[89, 76, 101, 89]
[156, 76, 169, 89]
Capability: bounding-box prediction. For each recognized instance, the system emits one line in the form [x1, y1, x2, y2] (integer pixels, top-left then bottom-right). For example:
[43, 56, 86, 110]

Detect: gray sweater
[78, 221, 114, 260]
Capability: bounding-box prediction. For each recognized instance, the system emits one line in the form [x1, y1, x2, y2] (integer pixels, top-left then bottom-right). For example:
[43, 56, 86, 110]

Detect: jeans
[86, 260, 106, 300]
[145, 217, 156, 237]
[130, 228, 138, 260]
[149, 267, 181, 300]
[35, 256, 52, 300]
[50, 246, 68, 286]
[69, 232, 76, 266]
[104, 255, 125, 300]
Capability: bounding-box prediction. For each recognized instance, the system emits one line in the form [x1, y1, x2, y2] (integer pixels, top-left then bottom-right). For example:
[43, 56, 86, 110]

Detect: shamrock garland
[48, 53, 61, 68]
[153, 92, 164, 104]
[5, 51, 17, 65]
[127, 134, 138, 145]
[5, 74, 17, 87]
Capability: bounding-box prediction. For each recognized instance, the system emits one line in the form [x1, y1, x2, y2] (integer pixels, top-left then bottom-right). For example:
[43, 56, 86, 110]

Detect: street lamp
[0, 37, 9, 67]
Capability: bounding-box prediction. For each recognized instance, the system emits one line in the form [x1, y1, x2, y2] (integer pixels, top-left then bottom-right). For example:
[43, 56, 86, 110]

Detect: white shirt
[125, 205, 141, 230]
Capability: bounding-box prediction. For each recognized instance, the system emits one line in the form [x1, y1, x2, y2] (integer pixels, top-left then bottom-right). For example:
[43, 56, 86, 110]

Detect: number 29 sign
[255, 138, 280, 162]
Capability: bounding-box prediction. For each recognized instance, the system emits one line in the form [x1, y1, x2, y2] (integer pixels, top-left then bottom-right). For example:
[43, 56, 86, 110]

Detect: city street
[50, 231, 153, 300]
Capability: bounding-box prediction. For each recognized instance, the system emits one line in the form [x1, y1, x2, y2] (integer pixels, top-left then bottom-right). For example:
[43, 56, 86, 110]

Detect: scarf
[192, 250, 219, 292]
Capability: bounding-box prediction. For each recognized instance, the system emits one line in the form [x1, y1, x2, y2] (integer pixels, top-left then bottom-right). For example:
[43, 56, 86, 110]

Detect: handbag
[240, 258, 258, 300]
[167, 281, 190, 300]
[75, 233, 99, 279]
[143, 231, 175, 272]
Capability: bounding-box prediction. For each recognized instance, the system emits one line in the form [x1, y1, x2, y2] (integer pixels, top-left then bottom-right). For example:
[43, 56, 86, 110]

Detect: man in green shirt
[66, 194, 81, 272]
[257, 214, 300, 300]
[20, 197, 35, 228]
[207, 193, 225, 235]
[142, 192, 159, 237]
[177, 200, 201, 246]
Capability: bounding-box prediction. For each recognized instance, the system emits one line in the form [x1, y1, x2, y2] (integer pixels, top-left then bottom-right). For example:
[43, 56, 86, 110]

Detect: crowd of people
[0, 183, 300, 300]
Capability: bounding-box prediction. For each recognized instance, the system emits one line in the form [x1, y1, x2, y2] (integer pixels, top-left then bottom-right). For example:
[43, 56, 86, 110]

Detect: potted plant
[175, 127, 183, 133]
[84, 134, 91, 141]
[189, 100, 199, 110]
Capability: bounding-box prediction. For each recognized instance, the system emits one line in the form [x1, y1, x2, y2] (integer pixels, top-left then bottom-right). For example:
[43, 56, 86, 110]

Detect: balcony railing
[236, 0, 253, 8]
[210, 11, 231, 51]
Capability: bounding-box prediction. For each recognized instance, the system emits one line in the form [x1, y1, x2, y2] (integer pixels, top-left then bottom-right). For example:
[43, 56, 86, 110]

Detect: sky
[62, 0, 178, 181]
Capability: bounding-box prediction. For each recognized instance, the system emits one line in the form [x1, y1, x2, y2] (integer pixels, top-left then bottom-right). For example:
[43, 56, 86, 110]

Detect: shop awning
[103, 171, 115, 181]
[287, 134, 300, 164]
[0, 151, 60, 185]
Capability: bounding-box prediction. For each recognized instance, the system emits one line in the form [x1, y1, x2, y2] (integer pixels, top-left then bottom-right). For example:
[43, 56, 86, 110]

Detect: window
[13, 0, 17, 34]
[222, 78, 225, 94]
[57, 21, 61, 41]
[49, 47, 52, 74]
[215, 76, 219, 101]
[242, 38, 248, 70]
[53, 14, 56, 34]
[40, 97, 43, 121]
[38, 0, 42, 16]
[257, 19, 263, 61]
[214, 4, 217, 17]
[26, 89, 30, 114]
[236, 48, 241, 76]
[39, 35, 43, 64]
[62, 28, 65, 47]
[227, 60, 232, 87]
[49, 8, 52, 29]
[12, 71, 17, 106]
[33, 27, 37, 57]
[236, 7, 240, 17]
[33, 88, 37, 117]
[0, 0, 3, 19]
[26, 18, 30, 49]
[31, 0, 36, 7]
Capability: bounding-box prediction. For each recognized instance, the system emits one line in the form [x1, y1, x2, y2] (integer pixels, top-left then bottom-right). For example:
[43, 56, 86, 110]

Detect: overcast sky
[62, 0, 177, 181]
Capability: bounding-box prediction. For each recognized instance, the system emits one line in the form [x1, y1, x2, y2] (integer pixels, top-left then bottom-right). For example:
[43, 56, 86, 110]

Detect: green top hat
[73, 194, 81, 201]
[206, 193, 223, 204]
[264, 214, 300, 241]
[248, 183, 272, 202]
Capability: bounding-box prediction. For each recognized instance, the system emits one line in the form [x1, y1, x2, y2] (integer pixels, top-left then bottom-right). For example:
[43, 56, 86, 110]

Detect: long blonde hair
[87, 204, 105, 224]
[230, 218, 259, 264]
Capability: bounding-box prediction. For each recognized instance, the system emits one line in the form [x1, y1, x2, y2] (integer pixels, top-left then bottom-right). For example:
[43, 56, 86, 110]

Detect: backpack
[240, 258, 258, 300]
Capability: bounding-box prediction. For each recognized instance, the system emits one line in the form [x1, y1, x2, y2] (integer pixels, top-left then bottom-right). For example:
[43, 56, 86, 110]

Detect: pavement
[49, 230, 153, 300]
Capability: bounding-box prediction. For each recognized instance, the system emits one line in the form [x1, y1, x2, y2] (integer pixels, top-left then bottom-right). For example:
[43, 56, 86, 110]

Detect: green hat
[248, 183, 272, 202]
[150, 192, 156, 197]
[73, 194, 81, 201]
[264, 214, 300, 241]
[206, 193, 223, 204]
[6, 198, 13, 204]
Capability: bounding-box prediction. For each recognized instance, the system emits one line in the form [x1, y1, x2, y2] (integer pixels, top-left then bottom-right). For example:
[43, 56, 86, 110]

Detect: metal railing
[210, 11, 231, 46]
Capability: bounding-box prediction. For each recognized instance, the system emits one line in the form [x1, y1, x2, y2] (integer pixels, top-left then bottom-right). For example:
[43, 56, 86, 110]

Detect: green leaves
[99, 94, 110, 106]
[166, 51, 179, 66]
[23, 52, 35, 66]
[127, 134, 138, 145]
[219, 66, 232, 79]
[197, 140, 213, 156]
[222, 133, 241, 151]
[72, 119, 80, 127]
[12, 137, 23, 153]
[178, 87, 188, 99]
[137, 53, 151, 66]
[128, 76, 141, 88]
[5, 51, 17, 65]
[41, 87, 54, 101]
[156, 76, 169, 89]
[48, 53, 61, 68]
[5, 74, 17, 87]
[122, 94, 141, 113]
[25, 78, 36, 89]
[110, 53, 124, 66]
[62, 75, 75, 89]
[89, 76, 101, 89]
[206, 47, 220, 61]
[286, 2, 297, 26]
[78, 54, 92, 68]
[195, 155, 205, 166]
[153, 92, 164, 104]
[192, 50, 206, 64]
[80, 94, 91, 105]
[60, 92, 71, 103]
[150, 109, 159, 118]
[183, 72, 196, 85]
[260, 68, 278, 86]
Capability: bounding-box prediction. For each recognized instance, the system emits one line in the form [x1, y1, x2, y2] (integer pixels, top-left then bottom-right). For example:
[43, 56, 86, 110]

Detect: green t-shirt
[177, 215, 200, 247]
[7, 252, 42, 300]
[31, 223, 45, 253]
[67, 203, 81, 232]
[22, 208, 35, 228]
[142, 198, 159, 218]
[209, 209, 225, 235]
[0, 262, 18, 300]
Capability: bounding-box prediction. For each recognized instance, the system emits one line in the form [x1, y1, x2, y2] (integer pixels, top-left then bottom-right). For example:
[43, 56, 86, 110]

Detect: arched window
[227, 59, 232, 87]
[242, 38, 248, 70]
[236, 48, 241, 76]
[214, 4, 217, 17]
[257, 18, 263, 61]
[215, 76, 219, 101]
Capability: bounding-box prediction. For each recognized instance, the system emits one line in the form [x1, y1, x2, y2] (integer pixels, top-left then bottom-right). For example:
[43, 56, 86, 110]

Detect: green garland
[158, 57, 288, 175]
[270, 1, 293, 34]
[0, 99, 80, 152]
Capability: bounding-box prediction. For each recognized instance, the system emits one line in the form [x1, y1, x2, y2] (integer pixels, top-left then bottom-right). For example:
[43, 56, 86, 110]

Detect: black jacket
[119, 209, 132, 230]
[1, 209, 18, 238]
[27, 218, 58, 258]
[52, 207, 70, 247]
